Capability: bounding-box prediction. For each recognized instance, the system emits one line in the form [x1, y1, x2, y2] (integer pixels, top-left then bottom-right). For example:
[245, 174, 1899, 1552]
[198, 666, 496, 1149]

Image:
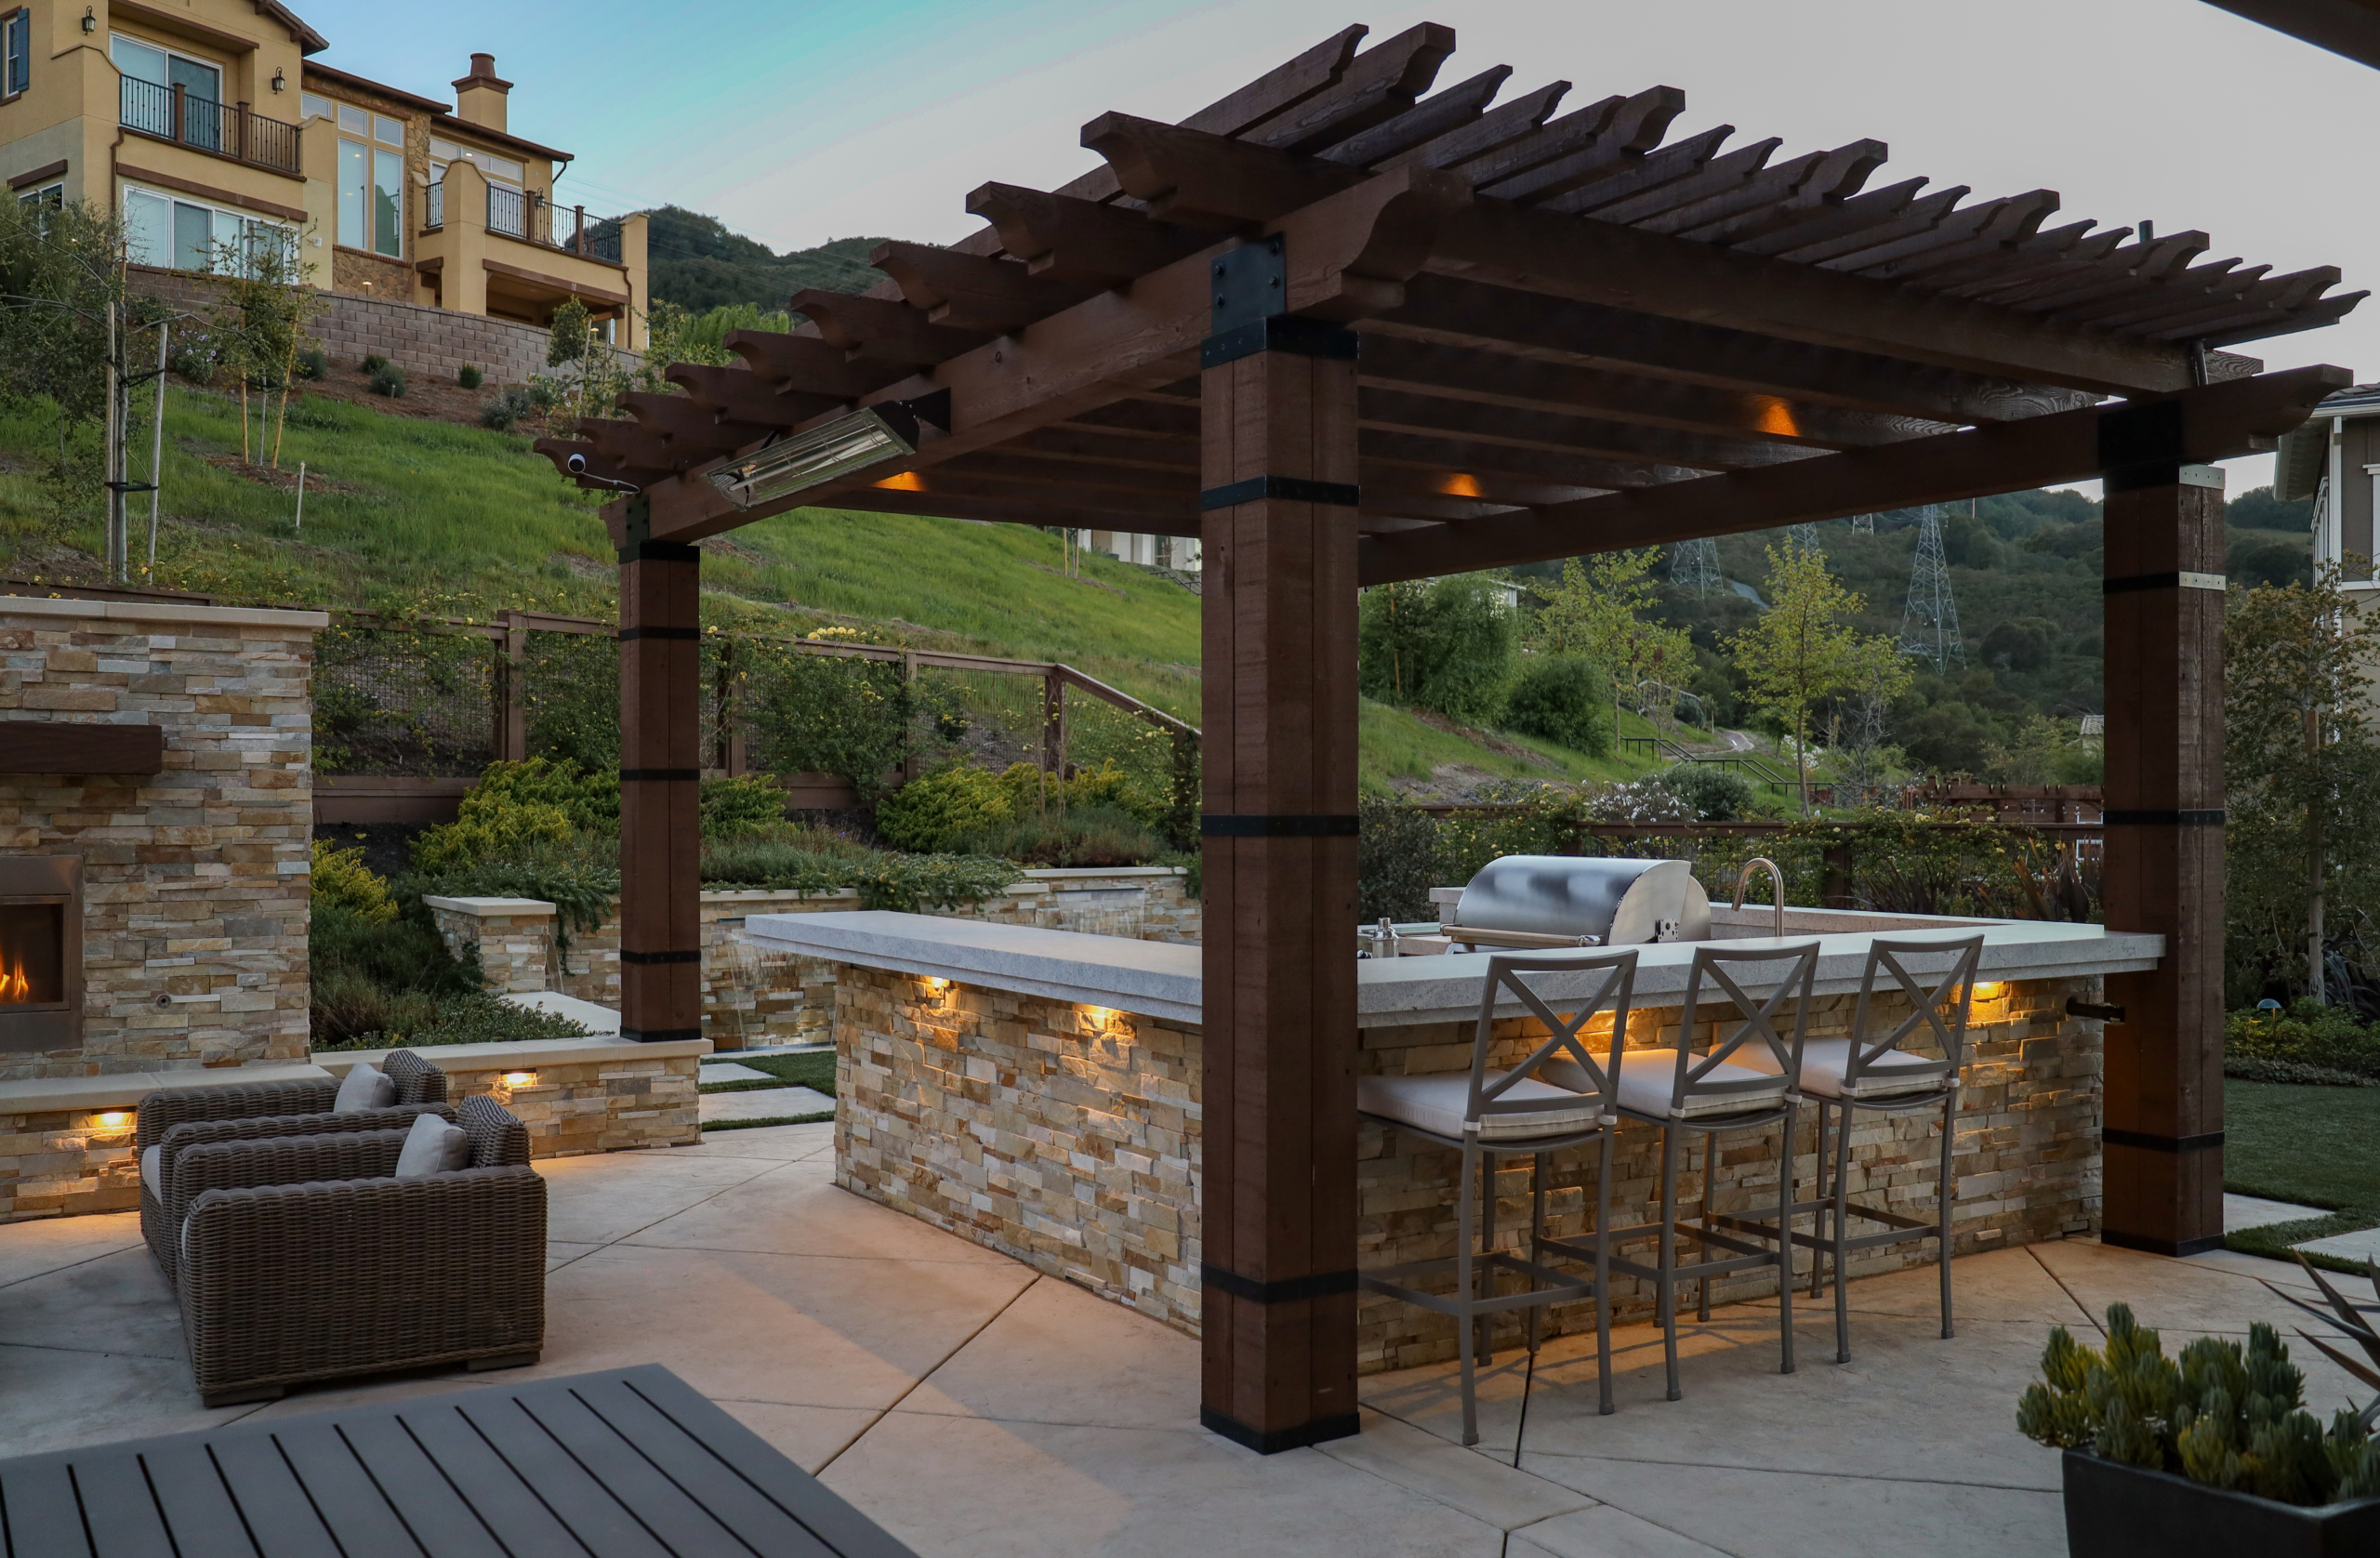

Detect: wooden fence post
[2098, 429, 2226, 1257]
[1197, 235, 1361, 1454]
[1042, 672, 1064, 781]
[902, 650, 920, 783]
[498, 609, 527, 763]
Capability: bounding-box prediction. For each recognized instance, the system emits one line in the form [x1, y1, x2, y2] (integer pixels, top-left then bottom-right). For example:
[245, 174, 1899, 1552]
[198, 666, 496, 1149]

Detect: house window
[337, 102, 365, 135]
[5, 10, 30, 99]
[374, 113, 403, 148]
[112, 34, 225, 150]
[16, 182, 60, 207]
[121, 183, 292, 275]
[299, 91, 332, 121]
[337, 138, 403, 257]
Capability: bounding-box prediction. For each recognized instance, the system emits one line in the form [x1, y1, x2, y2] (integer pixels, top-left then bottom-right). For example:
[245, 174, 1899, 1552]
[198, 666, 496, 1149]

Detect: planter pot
[2063, 1448, 2380, 1557]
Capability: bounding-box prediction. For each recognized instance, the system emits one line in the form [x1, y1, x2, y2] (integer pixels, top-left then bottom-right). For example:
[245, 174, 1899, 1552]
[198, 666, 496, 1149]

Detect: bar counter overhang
[748, 906, 2146, 1372]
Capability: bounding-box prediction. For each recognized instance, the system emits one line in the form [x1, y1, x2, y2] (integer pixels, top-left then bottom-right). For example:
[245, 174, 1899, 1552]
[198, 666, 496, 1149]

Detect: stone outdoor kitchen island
[748, 905, 2152, 1372]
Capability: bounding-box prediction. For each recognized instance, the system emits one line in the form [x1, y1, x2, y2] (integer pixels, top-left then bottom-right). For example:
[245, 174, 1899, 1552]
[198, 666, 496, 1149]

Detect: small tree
[0, 195, 140, 558]
[1727, 544, 1910, 812]
[1528, 549, 1698, 737]
[203, 226, 323, 467]
[1357, 574, 1514, 726]
[2226, 562, 2380, 1004]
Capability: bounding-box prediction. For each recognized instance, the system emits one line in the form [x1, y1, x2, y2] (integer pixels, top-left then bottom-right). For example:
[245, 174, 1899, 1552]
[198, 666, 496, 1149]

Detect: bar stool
[1785, 932, 1985, 1365]
[1358, 948, 1638, 1443]
[1541, 939, 1820, 1401]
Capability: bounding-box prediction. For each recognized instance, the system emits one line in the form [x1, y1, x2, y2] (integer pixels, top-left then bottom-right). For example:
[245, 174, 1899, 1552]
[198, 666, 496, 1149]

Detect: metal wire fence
[314, 619, 497, 777]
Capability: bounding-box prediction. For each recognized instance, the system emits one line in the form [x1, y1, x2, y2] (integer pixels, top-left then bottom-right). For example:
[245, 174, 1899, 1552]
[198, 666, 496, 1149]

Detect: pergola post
[2097, 422, 2226, 1256]
[617, 510, 704, 1044]
[1197, 236, 1361, 1454]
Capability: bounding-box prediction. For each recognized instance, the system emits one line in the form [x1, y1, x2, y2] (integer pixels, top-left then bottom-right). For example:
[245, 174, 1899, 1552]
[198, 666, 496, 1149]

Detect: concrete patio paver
[700, 1085, 835, 1122]
[2294, 1226, 2380, 1264]
[4, 1123, 2370, 1558]
[2225, 1191, 2332, 1232]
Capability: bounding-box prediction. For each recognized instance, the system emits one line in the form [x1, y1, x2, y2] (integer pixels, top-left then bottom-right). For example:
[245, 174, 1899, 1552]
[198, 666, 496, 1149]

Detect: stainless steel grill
[1440, 855, 1710, 950]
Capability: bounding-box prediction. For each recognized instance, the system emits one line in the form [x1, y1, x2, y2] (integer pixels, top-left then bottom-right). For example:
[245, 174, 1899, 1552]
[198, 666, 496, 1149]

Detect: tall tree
[2226, 563, 2380, 1004]
[1727, 544, 1911, 812]
[1529, 550, 1698, 735]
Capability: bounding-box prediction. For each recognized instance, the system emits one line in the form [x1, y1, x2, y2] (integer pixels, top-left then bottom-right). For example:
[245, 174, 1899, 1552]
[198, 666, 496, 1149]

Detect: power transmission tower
[1671, 535, 1725, 599]
[1788, 521, 1822, 557]
[1898, 503, 1965, 672]
[1849, 512, 1875, 535]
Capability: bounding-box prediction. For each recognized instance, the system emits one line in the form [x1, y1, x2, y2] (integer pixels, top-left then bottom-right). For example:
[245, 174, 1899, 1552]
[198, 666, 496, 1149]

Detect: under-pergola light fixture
[706, 393, 947, 510]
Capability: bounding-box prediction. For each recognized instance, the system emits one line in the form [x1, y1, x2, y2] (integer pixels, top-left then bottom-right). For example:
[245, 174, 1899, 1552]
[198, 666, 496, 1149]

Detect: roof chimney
[451, 52, 511, 134]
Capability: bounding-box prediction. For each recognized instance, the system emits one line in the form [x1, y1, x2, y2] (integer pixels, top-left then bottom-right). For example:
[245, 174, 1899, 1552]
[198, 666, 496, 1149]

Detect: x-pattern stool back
[1669, 941, 1821, 1112]
[1471, 949, 1637, 1127]
[1846, 934, 1986, 1090]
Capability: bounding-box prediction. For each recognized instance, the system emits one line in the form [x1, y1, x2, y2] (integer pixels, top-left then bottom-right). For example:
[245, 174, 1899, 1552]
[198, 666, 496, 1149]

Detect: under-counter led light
[1973, 983, 2006, 1001]
[96, 1111, 130, 1129]
[500, 1071, 537, 1089]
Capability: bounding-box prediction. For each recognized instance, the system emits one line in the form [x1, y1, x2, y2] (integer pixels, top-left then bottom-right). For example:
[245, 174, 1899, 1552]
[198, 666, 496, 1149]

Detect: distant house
[2275, 382, 2380, 582]
[0, 3, 647, 346]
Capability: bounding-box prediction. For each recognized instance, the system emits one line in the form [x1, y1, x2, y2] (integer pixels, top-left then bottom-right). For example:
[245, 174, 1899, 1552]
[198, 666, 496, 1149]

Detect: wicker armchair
[174, 1095, 542, 1406]
[137, 1050, 450, 1279]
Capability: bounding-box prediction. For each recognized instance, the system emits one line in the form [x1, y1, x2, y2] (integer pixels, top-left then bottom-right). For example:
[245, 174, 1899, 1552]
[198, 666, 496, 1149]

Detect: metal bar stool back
[1801, 932, 1986, 1363]
[1357, 948, 1638, 1441]
[1549, 939, 1821, 1402]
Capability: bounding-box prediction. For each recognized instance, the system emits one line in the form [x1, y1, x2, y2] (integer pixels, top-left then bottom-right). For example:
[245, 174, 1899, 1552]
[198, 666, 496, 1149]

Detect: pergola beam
[1358, 365, 2349, 583]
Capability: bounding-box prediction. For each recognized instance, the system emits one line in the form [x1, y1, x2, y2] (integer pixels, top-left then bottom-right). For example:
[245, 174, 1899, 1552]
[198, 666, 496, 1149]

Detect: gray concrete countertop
[746, 909, 2162, 1030]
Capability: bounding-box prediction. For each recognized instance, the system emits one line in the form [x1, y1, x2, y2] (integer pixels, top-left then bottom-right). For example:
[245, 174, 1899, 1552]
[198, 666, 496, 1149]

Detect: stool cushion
[1358, 1072, 1607, 1142]
[1745, 1038, 1945, 1100]
[1547, 1050, 1789, 1119]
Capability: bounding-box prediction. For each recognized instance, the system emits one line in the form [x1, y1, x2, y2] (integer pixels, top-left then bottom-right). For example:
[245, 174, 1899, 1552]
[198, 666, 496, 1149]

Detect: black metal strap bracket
[616, 495, 702, 564]
[1201, 814, 1360, 838]
[618, 625, 701, 640]
[621, 949, 702, 966]
[1199, 234, 1360, 366]
[2104, 571, 2227, 595]
[1199, 476, 1360, 510]
[2102, 808, 2225, 826]
[619, 768, 701, 782]
[2102, 1127, 2226, 1153]
[1199, 1263, 1358, 1303]
[620, 1026, 704, 1044]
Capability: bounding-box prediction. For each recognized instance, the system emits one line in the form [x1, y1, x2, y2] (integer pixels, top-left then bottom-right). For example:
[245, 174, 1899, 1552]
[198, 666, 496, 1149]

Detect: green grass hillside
[0, 383, 1650, 789]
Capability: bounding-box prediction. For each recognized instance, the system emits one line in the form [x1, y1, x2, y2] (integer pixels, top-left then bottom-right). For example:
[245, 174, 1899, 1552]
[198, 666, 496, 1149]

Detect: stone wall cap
[747, 910, 1202, 1023]
[0, 595, 329, 631]
[314, 1036, 711, 1072]
[0, 1062, 337, 1115]
[1019, 865, 1186, 879]
[422, 895, 558, 916]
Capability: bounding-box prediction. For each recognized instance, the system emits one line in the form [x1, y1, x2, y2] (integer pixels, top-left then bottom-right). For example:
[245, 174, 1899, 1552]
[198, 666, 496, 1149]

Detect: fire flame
[0, 955, 27, 1003]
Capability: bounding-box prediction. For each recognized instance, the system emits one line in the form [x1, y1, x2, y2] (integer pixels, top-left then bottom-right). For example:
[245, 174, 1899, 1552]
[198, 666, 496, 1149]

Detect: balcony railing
[426, 178, 624, 263]
[119, 77, 300, 176]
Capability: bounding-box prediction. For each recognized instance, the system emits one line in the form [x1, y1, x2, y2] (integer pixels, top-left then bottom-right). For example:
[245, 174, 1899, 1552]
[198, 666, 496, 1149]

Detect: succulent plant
[2019, 1300, 2378, 1506]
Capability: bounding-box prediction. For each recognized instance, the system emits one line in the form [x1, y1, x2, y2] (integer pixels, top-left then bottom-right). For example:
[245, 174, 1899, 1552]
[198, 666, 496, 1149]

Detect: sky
[300, 0, 2380, 495]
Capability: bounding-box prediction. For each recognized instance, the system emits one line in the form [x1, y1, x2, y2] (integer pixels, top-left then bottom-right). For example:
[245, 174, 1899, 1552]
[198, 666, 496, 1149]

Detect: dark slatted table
[0, 1364, 917, 1557]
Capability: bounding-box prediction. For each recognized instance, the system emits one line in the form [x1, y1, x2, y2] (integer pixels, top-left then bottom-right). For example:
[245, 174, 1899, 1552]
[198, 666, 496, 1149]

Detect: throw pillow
[334, 1063, 394, 1113]
[392, 1111, 469, 1177]
[140, 1142, 163, 1198]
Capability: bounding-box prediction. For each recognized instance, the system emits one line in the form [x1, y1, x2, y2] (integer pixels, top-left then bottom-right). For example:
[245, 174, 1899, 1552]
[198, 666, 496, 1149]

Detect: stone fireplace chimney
[451, 52, 511, 134]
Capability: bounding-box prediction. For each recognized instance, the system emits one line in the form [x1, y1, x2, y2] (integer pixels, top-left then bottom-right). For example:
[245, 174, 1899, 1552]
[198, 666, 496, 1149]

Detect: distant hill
[642, 207, 892, 312]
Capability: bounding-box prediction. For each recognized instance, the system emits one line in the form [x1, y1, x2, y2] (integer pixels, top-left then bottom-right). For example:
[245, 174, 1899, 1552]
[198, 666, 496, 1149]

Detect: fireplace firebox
[0, 855, 81, 1053]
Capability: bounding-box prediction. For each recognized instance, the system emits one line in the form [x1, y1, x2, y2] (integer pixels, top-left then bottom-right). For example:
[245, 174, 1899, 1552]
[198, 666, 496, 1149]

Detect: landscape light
[705, 393, 948, 510]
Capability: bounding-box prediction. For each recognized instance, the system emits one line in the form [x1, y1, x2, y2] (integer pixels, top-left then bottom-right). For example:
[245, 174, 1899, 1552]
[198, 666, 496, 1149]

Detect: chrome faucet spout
[1733, 856, 1787, 938]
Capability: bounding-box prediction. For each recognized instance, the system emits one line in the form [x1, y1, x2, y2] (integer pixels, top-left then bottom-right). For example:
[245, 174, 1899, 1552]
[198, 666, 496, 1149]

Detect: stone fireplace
[0, 854, 79, 1053]
[1, 592, 328, 1219]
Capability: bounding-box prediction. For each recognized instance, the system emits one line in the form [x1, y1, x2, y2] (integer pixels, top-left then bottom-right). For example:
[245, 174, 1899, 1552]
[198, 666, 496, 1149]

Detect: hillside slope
[643, 211, 891, 313]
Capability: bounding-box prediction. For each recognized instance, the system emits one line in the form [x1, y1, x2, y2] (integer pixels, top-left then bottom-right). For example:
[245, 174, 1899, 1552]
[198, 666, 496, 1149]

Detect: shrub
[457, 363, 483, 389]
[1504, 655, 1613, 755]
[464, 757, 620, 834]
[956, 803, 1166, 867]
[368, 363, 405, 398]
[844, 852, 1022, 913]
[874, 762, 1015, 853]
[1357, 574, 1515, 726]
[360, 352, 390, 375]
[295, 347, 327, 380]
[311, 839, 397, 924]
[481, 385, 536, 430]
[700, 773, 787, 840]
[2227, 1002, 2380, 1082]
[309, 897, 480, 1047]
[410, 799, 575, 875]
[1657, 762, 1753, 822]
[1056, 758, 1167, 828]
[408, 759, 617, 878]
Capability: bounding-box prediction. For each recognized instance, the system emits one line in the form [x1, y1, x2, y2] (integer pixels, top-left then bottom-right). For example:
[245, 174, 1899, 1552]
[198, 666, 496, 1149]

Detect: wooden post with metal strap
[616, 495, 704, 1044]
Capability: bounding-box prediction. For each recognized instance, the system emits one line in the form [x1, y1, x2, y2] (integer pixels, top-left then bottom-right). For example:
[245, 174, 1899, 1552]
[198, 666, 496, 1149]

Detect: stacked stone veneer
[434, 868, 1199, 1048]
[1, 597, 324, 1082]
[2, 1103, 139, 1219]
[323, 1040, 702, 1158]
[828, 967, 2101, 1369]
[837, 964, 1203, 1331]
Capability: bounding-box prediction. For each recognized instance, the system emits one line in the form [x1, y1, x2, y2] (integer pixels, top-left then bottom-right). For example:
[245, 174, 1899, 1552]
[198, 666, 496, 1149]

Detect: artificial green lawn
[2221, 1079, 2380, 1273]
[695, 1049, 838, 1131]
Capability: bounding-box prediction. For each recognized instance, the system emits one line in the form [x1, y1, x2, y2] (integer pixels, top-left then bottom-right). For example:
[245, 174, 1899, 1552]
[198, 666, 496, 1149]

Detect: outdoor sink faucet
[1733, 857, 1787, 938]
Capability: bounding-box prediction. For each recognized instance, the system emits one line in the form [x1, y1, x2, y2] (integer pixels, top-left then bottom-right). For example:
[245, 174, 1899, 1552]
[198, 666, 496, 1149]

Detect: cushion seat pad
[1358, 1072, 1608, 1142]
[1739, 1037, 1946, 1100]
[1545, 1050, 1789, 1119]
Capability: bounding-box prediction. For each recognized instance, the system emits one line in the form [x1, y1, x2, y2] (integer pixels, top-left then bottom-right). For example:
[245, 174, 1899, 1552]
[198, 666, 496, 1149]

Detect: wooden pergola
[538, 22, 2358, 1454]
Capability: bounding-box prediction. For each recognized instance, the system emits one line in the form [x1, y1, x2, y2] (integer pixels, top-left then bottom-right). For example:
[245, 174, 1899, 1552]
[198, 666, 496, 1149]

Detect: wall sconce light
[499, 1071, 537, 1089]
[1079, 1006, 1130, 1038]
[96, 1111, 130, 1130]
[271, 68, 286, 93]
[919, 976, 951, 1010]
[81, 7, 95, 33]
[1973, 982, 2006, 1002]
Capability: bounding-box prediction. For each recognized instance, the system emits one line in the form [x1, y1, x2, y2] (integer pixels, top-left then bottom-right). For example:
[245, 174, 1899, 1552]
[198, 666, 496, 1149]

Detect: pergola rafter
[542, 19, 2360, 1457]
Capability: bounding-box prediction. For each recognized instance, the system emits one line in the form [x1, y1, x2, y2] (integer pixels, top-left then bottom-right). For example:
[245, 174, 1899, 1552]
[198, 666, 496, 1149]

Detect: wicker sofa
[173, 1094, 545, 1406]
[137, 1050, 450, 1283]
